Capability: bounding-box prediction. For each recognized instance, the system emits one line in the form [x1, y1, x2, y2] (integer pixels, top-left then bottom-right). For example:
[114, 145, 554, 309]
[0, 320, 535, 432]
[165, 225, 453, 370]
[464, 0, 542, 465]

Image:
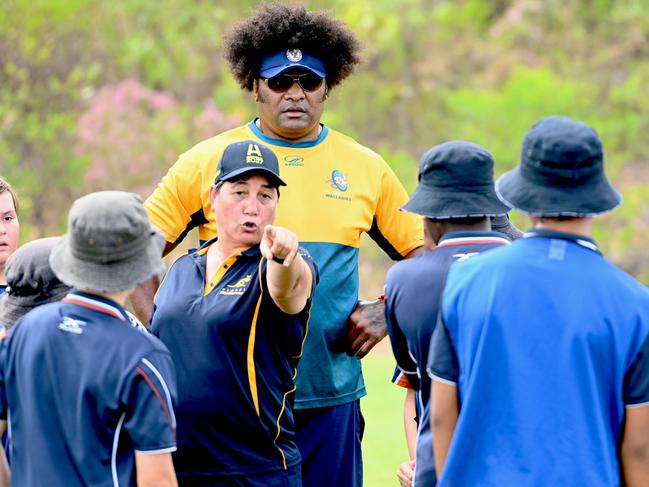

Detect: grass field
[360, 348, 410, 487]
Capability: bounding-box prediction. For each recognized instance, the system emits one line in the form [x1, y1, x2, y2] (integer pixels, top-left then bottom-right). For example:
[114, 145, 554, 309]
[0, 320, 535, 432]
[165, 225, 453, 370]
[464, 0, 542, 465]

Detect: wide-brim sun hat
[0, 285, 70, 328]
[496, 115, 622, 216]
[402, 140, 511, 219]
[0, 237, 72, 327]
[50, 191, 166, 293]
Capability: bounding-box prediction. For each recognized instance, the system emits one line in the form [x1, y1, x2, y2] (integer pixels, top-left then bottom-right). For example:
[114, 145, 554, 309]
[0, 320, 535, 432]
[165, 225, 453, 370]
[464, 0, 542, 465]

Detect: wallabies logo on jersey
[220, 274, 253, 296]
[327, 170, 349, 192]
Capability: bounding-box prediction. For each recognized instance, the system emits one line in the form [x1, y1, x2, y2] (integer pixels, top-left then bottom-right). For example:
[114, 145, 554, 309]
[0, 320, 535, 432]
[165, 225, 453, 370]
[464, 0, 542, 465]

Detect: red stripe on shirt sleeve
[135, 366, 176, 439]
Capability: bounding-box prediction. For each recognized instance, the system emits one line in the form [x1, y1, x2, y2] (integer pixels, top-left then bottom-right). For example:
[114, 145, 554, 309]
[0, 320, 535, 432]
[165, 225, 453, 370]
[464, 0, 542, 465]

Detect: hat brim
[219, 167, 287, 187]
[402, 184, 511, 219]
[0, 286, 71, 329]
[0, 293, 26, 328]
[260, 64, 326, 79]
[49, 229, 166, 293]
[495, 167, 623, 217]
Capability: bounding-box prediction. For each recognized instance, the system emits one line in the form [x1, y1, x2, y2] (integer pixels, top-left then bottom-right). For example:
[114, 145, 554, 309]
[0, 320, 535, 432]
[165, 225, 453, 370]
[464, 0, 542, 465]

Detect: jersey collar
[62, 291, 129, 321]
[437, 231, 511, 249]
[248, 119, 329, 148]
[194, 238, 261, 259]
[522, 228, 599, 253]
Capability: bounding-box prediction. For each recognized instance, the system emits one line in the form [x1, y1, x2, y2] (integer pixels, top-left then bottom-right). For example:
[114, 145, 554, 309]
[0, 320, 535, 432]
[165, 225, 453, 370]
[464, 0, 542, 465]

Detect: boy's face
[0, 191, 20, 271]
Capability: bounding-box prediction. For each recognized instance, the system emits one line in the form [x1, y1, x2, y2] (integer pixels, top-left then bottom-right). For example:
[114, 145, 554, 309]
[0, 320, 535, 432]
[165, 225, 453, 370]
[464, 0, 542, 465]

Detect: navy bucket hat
[0, 237, 71, 328]
[496, 116, 622, 216]
[402, 141, 510, 219]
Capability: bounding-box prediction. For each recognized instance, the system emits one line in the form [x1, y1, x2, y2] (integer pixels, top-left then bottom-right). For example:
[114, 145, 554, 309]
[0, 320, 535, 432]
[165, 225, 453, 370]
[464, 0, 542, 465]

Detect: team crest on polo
[220, 274, 253, 296]
[327, 170, 349, 192]
[324, 169, 352, 202]
[246, 143, 264, 164]
[287, 49, 302, 62]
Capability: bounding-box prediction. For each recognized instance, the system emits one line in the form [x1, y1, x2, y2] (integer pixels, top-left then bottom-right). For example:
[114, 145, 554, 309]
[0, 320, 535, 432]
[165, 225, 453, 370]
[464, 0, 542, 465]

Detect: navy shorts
[177, 463, 301, 487]
[294, 400, 364, 487]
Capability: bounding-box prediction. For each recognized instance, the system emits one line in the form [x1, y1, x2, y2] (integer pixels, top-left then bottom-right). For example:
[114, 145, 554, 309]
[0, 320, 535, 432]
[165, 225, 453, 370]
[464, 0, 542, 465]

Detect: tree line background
[2, 0, 649, 283]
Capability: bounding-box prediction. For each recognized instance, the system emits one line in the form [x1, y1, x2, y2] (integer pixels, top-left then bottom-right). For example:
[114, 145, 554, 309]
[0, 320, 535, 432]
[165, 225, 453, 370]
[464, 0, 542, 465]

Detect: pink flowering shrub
[77, 80, 240, 197]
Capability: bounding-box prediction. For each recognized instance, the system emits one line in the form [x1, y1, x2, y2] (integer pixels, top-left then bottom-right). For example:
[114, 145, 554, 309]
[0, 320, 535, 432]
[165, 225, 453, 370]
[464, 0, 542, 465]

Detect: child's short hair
[0, 177, 19, 215]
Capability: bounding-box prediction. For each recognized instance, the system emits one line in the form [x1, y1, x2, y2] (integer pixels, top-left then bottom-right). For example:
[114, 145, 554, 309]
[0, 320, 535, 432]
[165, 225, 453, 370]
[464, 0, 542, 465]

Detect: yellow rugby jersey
[146, 120, 423, 408]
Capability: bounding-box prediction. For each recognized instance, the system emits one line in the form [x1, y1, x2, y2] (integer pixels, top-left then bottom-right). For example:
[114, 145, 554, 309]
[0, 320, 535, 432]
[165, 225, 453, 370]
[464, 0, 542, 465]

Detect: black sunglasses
[263, 73, 325, 93]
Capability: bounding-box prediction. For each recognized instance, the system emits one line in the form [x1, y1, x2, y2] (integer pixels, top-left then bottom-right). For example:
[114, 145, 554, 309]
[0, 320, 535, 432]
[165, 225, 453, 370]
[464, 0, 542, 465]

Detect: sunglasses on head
[263, 73, 325, 92]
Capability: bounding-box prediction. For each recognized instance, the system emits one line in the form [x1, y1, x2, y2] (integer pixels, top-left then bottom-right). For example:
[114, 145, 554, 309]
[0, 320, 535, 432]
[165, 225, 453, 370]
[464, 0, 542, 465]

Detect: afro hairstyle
[224, 3, 361, 91]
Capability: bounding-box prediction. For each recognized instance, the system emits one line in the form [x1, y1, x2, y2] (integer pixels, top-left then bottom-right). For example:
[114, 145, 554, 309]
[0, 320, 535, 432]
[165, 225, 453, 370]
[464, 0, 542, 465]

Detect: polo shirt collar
[193, 238, 262, 259]
[248, 118, 329, 148]
[437, 231, 511, 249]
[62, 291, 129, 321]
[522, 228, 599, 253]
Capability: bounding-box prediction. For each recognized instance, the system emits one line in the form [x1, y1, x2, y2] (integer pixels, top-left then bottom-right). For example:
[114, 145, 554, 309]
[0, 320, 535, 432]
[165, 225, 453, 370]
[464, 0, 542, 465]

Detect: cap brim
[260, 64, 326, 79]
[495, 167, 623, 217]
[402, 184, 511, 219]
[49, 229, 166, 293]
[219, 167, 287, 187]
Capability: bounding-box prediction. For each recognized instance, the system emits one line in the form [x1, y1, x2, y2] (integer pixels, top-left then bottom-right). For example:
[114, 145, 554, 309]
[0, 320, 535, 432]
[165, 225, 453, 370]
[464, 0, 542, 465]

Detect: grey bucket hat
[496, 115, 622, 216]
[0, 237, 71, 328]
[49, 191, 165, 293]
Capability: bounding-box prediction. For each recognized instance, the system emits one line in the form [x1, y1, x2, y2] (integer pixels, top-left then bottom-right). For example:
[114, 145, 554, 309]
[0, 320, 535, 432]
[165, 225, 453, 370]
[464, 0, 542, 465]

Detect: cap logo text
[246, 143, 264, 164]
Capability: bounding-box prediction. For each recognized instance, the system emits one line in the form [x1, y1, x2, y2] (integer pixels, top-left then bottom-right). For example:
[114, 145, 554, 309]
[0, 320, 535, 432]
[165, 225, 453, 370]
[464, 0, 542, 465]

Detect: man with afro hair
[139, 4, 423, 485]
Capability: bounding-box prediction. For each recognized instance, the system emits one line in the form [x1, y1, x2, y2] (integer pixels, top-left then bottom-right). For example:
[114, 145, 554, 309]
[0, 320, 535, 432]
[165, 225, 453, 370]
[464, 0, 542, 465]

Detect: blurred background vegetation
[3, 0, 649, 282]
[3, 1, 649, 483]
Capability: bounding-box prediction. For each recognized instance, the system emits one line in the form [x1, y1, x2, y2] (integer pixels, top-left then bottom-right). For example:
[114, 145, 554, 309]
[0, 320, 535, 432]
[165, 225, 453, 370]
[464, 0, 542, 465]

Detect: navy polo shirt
[385, 231, 510, 486]
[429, 229, 649, 486]
[150, 240, 318, 478]
[0, 291, 177, 486]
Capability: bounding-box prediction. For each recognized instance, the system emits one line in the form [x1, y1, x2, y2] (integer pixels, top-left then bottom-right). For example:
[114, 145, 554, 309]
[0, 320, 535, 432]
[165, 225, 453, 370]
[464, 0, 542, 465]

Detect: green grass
[361, 350, 410, 487]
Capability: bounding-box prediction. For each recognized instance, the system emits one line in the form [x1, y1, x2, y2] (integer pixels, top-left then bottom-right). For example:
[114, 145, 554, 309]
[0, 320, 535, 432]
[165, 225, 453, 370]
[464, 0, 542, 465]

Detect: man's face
[255, 68, 327, 142]
[209, 174, 278, 250]
[0, 191, 19, 272]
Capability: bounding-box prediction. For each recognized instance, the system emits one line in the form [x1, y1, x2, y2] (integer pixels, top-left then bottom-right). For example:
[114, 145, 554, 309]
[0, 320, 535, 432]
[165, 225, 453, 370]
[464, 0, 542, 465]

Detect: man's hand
[396, 460, 415, 487]
[346, 298, 387, 359]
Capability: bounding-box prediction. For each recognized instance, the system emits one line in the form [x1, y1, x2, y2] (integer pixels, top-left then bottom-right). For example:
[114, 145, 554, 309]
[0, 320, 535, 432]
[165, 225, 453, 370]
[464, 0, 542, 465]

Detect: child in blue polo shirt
[0, 191, 178, 486]
[385, 141, 512, 487]
[430, 116, 649, 486]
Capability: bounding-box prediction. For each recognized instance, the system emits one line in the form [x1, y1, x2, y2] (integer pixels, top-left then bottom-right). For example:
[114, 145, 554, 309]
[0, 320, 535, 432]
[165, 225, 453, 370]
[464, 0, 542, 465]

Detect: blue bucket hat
[402, 141, 511, 219]
[259, 49, 326, 78]
[496, 116, 622, 216]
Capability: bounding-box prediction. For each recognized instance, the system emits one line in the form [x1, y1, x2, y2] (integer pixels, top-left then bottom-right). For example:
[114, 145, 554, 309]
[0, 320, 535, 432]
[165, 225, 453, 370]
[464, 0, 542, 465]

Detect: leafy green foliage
[1, 0, 649, 280]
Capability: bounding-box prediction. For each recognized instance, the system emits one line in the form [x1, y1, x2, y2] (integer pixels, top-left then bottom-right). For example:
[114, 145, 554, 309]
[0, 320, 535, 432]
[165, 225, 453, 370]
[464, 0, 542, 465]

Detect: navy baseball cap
[259, 49, 326, 78]
[215, 140, 286, 187]
[496, 116, 622, 216]
[403, 141, 510, 219]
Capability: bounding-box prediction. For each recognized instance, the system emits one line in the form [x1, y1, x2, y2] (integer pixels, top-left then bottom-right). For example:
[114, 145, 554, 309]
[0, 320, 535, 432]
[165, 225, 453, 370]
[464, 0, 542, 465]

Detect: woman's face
[0, 191, 19, 277]
[210, 174, 278, 249]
